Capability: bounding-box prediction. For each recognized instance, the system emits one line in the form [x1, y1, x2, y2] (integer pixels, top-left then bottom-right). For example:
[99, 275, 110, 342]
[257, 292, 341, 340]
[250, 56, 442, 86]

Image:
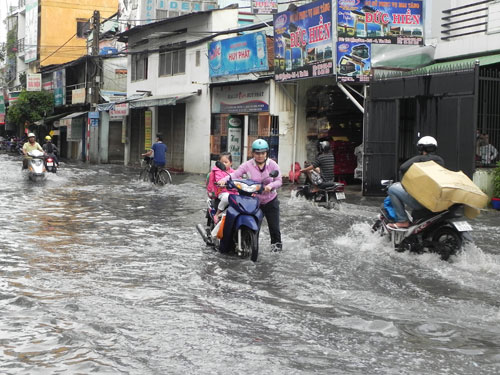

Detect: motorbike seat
[318, 181, 343, 191]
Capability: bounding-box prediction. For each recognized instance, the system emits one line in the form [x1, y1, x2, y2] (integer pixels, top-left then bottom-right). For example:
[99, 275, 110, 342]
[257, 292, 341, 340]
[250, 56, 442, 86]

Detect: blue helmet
[252, 139, 269, 152]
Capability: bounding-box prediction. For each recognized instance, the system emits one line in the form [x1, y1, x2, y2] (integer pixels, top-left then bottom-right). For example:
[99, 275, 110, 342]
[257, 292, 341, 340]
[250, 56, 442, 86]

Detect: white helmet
[28, 132, 36, 138]
[417, 136, 437, 153]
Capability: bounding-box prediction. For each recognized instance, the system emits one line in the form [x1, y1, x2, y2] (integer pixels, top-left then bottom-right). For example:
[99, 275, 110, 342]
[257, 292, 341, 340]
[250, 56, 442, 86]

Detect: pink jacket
[207, 165, 235, 198]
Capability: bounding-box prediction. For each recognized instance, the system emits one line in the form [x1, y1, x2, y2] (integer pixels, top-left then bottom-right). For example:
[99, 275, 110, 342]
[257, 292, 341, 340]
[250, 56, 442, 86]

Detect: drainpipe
[292, 83, 299, 180]
[337, 82, 364, 114]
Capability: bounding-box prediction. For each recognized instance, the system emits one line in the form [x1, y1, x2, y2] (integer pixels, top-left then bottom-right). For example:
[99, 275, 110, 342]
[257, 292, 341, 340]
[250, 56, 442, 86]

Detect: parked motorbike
[372, 180, 473, 260]
[196, 162, 279, 262]
[294, 171, 345, 209]
[44, 154, 57, 173]
[25, 149, 47, 181]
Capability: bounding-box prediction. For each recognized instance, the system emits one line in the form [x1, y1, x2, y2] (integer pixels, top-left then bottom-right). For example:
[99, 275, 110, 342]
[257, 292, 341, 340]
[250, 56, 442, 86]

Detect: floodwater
[1, 153, 500, 374]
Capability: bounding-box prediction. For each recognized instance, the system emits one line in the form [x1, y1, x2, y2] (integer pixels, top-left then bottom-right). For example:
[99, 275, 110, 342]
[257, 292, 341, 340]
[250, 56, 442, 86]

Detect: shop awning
[34, 112, 72, 126]
[129, 93, 195, 108]
[413, 53, 500, 74]
[58, 112, 88, 127]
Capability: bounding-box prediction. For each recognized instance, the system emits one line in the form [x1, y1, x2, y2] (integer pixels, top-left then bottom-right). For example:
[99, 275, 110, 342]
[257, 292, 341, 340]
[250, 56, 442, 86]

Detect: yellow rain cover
[402, 161, 488, 218]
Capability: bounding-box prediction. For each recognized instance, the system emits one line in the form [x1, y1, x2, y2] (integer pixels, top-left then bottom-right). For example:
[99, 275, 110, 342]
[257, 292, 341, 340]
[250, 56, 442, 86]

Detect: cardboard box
[402, 161, 488, 216]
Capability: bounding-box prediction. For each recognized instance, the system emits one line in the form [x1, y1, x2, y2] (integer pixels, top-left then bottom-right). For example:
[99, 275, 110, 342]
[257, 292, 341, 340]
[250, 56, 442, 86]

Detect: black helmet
[417, 136, 437, 153]
[318, 140, 330, 153]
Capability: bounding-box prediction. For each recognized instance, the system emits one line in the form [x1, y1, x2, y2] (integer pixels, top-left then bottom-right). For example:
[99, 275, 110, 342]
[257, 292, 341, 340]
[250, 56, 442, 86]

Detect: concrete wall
[40, 0, 118, 66]
[126, 8, 240, 174]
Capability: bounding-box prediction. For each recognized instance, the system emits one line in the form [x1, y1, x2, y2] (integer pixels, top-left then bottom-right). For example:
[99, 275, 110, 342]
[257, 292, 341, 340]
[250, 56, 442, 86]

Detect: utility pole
[88, 10, 101, 163]
[91, 10, 101, 106]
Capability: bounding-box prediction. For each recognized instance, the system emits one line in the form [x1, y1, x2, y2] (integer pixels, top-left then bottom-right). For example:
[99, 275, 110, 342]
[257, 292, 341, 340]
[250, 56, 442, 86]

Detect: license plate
[335, 192, 346, 200]
[453, 221, 472, 232]
[47, 162, 53, 166]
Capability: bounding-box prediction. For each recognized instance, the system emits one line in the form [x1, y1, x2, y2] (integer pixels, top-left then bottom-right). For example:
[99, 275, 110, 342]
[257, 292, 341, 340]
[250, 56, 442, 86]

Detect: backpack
[206, 170, 217, 198]
[310, 170, 324, 185]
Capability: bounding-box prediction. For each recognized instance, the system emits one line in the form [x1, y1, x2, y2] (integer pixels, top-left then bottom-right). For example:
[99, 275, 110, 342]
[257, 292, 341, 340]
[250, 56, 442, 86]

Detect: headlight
[236, 182, 261, 193]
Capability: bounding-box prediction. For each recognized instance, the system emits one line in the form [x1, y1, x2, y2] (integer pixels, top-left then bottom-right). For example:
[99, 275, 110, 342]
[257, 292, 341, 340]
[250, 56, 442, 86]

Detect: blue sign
[337, 42, 371, 83]
[337, 0, 423, 45]
[208, 32, 269, 77]
[273, 0, 334, 82]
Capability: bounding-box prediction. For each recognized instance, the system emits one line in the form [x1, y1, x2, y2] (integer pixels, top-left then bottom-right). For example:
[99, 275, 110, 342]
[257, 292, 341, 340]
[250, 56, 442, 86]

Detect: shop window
[131, 53, 148, 81]
[159, 47, 186, 76]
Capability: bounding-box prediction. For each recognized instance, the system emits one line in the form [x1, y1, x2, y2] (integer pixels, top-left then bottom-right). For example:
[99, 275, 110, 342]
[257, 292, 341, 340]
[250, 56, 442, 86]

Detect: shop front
[210, 81, 278, 167]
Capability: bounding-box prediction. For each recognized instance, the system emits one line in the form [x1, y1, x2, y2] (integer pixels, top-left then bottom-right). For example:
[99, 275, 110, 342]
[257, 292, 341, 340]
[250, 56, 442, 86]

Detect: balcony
[441, 0, 500, 40]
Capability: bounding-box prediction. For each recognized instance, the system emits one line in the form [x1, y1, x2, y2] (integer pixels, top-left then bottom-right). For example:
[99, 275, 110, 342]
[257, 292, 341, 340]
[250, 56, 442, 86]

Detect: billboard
[212, 83, 270, 113]
[251, 0, 278, 15]
[336, 42, 371, 82]
[27, 74, 42, 91]
[208, 32, 269, 77]
[274, 0, 334, 82]
[53, 70, 66, 107]
[0, 94, 5, 125]
[25, 0, 38, 63]
[337, 0, 424, 45]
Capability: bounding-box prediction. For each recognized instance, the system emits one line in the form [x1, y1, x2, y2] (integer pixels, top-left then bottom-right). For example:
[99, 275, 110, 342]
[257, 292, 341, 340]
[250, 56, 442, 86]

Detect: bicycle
[139, 157, 172, 186]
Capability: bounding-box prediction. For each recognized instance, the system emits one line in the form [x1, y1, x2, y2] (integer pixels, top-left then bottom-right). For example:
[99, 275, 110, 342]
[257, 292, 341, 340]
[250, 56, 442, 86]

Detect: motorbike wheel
[431, 227, 462, 260]
[239, 227, 259, 262]
[371, 219, 384, 235]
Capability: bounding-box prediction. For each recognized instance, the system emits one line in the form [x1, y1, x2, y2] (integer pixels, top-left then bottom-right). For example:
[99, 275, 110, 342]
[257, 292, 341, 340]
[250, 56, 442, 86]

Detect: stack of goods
[332, 140, 357, 178]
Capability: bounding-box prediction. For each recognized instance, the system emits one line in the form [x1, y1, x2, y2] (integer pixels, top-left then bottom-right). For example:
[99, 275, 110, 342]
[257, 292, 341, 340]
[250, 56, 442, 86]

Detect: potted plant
[492, 161, 500, 210]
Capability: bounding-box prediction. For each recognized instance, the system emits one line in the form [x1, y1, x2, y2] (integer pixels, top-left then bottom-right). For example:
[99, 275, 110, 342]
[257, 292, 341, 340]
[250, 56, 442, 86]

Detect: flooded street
[1, 153, 500, 374]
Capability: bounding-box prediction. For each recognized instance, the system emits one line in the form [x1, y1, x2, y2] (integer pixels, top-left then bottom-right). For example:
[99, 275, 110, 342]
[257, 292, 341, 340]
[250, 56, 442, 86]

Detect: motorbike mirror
[269, 170, 279, 178]
[381, 179, 393, 186]
[215, 161, 226, 171]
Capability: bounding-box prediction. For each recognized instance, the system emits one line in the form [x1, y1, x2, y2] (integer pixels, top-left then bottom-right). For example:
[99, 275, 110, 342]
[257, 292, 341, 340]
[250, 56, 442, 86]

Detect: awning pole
[337, 82, 364, 114]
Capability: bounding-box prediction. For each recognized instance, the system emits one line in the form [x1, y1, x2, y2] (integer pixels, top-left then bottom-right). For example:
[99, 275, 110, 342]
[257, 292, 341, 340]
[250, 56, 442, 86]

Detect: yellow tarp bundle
[402, 161, 488, 218]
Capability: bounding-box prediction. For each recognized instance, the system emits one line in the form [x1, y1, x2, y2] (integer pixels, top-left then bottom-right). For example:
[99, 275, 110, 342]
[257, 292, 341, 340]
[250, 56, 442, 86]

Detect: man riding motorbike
[43, 135, 59, 167]
[300, 140, 335, 190]
[387, 136, 445, 229]
[22, 133, 44, 169]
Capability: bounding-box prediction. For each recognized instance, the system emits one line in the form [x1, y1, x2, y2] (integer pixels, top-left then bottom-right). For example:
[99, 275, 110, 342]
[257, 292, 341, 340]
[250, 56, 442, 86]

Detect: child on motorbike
[207, 152, 235, 224]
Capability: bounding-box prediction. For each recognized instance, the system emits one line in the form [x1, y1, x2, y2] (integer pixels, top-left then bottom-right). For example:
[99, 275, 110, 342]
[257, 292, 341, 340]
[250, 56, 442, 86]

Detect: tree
[6, 90, 54, 129]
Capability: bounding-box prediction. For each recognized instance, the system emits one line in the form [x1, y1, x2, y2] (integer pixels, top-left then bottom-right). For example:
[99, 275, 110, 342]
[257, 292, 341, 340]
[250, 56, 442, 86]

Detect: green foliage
[6, 28, 17, 60]
[6, 90, 54, 127]
[493, 161, 500, 198]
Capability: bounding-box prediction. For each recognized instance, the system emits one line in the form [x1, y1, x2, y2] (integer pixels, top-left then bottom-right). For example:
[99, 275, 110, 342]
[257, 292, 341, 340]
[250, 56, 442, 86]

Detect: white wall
[126, 8, 240, 173]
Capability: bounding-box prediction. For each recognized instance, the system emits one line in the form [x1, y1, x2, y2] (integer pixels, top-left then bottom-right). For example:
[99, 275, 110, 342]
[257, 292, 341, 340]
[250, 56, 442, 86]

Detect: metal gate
[364, 66, 478, 195]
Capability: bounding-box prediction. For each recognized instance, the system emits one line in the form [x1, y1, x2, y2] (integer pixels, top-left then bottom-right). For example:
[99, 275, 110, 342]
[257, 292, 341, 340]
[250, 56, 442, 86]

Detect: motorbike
[25, 149, 47, 181]
[196, 162, 279, 262]
[294, 171, 345, 209]
[44, 154, 58, 173]
[372, 180, 473, 260]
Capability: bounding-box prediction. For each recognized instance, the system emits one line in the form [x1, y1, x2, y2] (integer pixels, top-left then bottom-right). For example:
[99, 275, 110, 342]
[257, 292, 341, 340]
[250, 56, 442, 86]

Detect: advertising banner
[72, 88, 86, 104]
[53, 70, 66, 107]
[337, 0, 424, 45]
[110, 103, 129, 120]
[274, 0, 334, 82]
[251, 0, 278, 15]
[336, 41, 371, 82]
[228, 116, 243, 167]
[212, 83, 270, 113]
[209, 32, 269, 77]
[144, 111, 152, 150]
[25, 0, 38, 63]
[0, 94, 5, 125]
[27, 74, 42, 91]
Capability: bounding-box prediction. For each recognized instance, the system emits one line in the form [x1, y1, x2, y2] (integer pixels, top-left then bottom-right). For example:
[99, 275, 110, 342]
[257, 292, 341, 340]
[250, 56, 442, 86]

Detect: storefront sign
[72, 88, 86, 104]
[27, 74, 42, 91]
[336, 42, 371, 82]
[274, 0, 334, 81]
[337, 0, 424, 45]
[43, 80, 53, 91]
[53, 70, 66, 107]
[209, 32, 269, 77]
[212, 83, 270, 113]
[228, 116, 243, 167]
[8, 91, 20, 104]
[251, 0, 278, 15]
[145, 111, 152, 150]
[110, 103, 129, 120]
[0, 94, 5, 125]
[25, 0, 38, 63]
